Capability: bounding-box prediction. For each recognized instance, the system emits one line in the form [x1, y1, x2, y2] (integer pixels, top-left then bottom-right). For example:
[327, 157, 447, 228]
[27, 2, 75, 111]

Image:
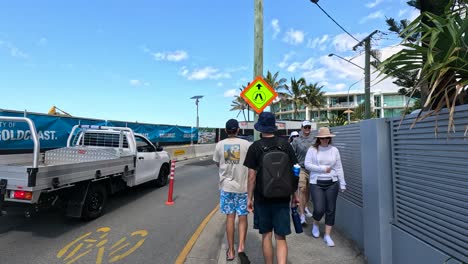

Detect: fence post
[360, 119, 393, 264]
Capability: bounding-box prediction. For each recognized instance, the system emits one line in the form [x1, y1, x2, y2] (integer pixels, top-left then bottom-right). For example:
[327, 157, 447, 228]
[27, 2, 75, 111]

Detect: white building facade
[270, 90, 415, 122]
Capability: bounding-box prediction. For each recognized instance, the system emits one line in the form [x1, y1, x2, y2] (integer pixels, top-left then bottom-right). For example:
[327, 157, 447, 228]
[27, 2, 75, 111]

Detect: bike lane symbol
[57, 227, 148, 264]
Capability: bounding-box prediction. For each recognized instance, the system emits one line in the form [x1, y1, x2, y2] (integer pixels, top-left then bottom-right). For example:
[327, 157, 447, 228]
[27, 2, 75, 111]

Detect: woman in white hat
[304, 127, 346, 247]
[289, 131, 299, 144]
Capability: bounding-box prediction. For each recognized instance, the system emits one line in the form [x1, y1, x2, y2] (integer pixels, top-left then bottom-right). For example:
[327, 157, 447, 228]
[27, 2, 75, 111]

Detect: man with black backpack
[244, 111, 299, 264]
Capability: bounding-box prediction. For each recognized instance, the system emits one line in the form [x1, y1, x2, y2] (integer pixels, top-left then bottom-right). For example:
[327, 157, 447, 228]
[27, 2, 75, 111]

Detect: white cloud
[217, 82, 223, 87]
[38, 37, 48, 46]
[129, 79, 150, 87]
[282, 29, 305, 45]
[360, 10, 384, 24]
[140, 45, 151, 53]
[224, 89, 237, 97]
[287, 62, 301, 72]
[285, 58, 315, 73]
[317, 45, 406, 93]
[278, 51, 295, 68]
[180, 67, 189, 77]
[0, 40, 28, 58]
[271, 19, 280, 39]
[331, 33, 366, 52]
[130, 79, 142, 86]
[366, 0, 383, 8]
[180, 66, 231, 80]
[379, 45, 404, 60]
[334, 83, 347, 90]
[306, 35, 329, 50]
[302, 68, 327, 81]
[398, 9, 409, 17]
[408, 9, 420, 21]
[321, 54, 364, 80]
[152, 50, 188, 62]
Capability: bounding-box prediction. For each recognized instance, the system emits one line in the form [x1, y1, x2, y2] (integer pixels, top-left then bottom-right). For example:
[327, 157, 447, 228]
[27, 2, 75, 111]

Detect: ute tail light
[9, 190, 33, 200]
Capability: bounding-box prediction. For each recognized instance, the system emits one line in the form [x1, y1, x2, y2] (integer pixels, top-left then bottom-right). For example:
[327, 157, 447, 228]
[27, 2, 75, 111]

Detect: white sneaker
[304, 207, 313, 218]
[324, 235, 335, 247]
[300, 214, 306, 224]
[312, 224, 320, 238]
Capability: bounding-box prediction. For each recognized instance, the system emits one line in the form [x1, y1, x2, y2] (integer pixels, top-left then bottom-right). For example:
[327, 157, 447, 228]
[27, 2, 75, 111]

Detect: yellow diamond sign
[240, 76, 278, 114]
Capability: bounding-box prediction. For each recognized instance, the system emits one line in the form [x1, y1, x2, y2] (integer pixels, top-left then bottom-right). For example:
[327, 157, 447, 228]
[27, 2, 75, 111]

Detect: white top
[213, 137, 251, 193]
[304, 145, 346, 189]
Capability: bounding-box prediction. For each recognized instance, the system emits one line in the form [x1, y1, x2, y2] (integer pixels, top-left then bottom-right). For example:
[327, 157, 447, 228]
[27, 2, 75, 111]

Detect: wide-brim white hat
[315, 127, 335, 138]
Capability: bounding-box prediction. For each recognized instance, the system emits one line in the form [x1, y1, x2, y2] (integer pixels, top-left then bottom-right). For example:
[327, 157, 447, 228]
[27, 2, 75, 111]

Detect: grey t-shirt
[213, 137, 251, 193]
[291, 133, 315, 167]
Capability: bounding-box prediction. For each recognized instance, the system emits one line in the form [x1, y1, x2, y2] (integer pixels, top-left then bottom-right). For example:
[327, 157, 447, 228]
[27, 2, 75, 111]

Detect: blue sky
[0, 0, 418, 128]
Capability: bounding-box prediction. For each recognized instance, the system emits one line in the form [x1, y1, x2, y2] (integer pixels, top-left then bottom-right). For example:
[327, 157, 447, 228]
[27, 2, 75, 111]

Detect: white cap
[302, 120, 311, 127]
[290, 131, 299, 137]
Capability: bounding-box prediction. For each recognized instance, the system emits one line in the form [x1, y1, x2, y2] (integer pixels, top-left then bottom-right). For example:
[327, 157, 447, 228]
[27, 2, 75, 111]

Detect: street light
[328, 53, 367, 122]
[328, 53, 364, 70]
[190, 95, 203, 144]
[344, 79, 363, 123]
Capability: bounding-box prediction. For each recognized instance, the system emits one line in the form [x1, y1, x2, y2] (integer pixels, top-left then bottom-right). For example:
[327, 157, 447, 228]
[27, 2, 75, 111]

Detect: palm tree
[264, 71, 287, 91]
[379, 1, 467, 131]
[301, 83, 326, 121]
[263, 71, 288, 115]
[230, 87, 249, 121]
[281, 77, 307, 119]
[352, 103, 377, 121]
[327, 114, 347, 127]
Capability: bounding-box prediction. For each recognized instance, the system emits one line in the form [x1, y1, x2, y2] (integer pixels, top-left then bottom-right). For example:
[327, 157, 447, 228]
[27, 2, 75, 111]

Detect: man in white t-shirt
[213, 119, 251, 263]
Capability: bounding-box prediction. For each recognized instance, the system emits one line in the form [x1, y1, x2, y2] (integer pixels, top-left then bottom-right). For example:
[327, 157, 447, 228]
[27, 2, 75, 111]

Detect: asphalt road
[0, 158, 219, 264]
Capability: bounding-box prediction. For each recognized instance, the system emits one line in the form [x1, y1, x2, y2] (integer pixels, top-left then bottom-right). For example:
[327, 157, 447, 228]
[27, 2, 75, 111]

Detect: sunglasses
[303, 126, 311, 129]
[321, 137, 331, 140]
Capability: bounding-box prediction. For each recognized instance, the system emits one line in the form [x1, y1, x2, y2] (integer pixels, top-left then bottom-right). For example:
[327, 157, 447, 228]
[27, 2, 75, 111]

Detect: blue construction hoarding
[0, 110, 197, 151]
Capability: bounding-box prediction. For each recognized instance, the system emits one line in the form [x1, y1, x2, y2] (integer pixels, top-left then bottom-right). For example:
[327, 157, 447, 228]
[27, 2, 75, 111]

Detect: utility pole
[353, 30, 378, 119]
[253, 0, 263, 140]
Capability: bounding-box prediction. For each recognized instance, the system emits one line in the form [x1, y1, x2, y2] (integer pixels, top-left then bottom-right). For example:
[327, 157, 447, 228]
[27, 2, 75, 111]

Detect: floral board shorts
[220, 190, 249, 216]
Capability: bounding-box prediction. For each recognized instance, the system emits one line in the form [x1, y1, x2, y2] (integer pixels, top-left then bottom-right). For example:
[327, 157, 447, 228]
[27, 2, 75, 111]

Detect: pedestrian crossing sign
[240, 76, 278, 114]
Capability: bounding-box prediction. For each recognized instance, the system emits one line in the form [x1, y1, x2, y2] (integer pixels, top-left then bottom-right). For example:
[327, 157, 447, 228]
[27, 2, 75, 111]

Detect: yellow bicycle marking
[57, 232, 92, 258]
[57, 227, 148, 264]
[109, 230, 148, 263]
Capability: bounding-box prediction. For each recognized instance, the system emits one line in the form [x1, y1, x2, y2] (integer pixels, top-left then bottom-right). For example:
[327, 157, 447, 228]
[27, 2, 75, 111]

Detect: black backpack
[258, 141, 295, 198]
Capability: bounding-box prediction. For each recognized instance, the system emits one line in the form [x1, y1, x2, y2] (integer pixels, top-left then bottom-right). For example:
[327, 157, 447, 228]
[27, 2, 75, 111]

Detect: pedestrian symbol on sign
[240, 76, 277, 114]
[253, 92, 265, 103]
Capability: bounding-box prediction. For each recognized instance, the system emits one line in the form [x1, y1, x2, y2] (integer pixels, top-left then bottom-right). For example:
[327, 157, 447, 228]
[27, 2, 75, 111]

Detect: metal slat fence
[390, 105, 468, 262]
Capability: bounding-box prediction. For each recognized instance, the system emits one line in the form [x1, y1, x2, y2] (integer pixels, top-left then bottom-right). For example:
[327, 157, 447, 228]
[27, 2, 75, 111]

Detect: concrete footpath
[184, 207, 367, 264]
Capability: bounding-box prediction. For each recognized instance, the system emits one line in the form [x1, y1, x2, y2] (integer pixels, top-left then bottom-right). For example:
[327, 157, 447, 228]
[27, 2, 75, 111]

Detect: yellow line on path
[174, 204, 220, 264]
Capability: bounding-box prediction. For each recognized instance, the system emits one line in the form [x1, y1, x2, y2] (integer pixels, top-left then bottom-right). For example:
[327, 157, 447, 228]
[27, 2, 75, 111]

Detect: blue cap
[225, 119, 239, 130]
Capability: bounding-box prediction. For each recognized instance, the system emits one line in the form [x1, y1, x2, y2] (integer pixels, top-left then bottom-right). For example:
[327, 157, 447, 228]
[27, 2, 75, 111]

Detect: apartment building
[270, 90, 415, 121]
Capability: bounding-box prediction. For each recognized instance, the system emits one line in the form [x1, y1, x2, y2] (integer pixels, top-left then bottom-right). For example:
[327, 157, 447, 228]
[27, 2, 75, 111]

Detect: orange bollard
[165, 160, 176, 206]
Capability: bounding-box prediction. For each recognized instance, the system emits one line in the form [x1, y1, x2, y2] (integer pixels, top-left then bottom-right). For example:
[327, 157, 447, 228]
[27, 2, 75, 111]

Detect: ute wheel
[155, 165, 170, 187]
[82, 183, 107, 220]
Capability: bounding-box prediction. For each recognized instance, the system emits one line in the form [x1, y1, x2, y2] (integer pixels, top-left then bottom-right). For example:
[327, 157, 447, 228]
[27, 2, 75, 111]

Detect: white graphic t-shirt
[213, 137, 251, 193]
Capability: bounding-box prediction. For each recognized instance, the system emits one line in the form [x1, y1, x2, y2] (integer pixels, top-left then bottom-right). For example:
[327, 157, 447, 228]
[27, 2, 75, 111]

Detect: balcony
[328, 102, 358, 109]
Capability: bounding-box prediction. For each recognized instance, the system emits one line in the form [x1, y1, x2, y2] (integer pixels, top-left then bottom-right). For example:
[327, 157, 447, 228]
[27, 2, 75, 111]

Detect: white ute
[0, 116, 171, 219]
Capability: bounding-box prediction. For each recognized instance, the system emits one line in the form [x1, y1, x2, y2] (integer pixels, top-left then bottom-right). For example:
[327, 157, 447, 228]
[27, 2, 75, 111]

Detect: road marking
[57, 227, 148, 264]
[174, 204, 219, 264]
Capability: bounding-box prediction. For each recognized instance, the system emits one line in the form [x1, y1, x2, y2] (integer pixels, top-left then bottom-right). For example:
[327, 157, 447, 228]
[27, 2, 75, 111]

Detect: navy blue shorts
[255, 202, 291, 236]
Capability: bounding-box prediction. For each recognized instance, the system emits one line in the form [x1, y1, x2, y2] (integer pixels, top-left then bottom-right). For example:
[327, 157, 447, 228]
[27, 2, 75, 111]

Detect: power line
[309, 0, 360, 43]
